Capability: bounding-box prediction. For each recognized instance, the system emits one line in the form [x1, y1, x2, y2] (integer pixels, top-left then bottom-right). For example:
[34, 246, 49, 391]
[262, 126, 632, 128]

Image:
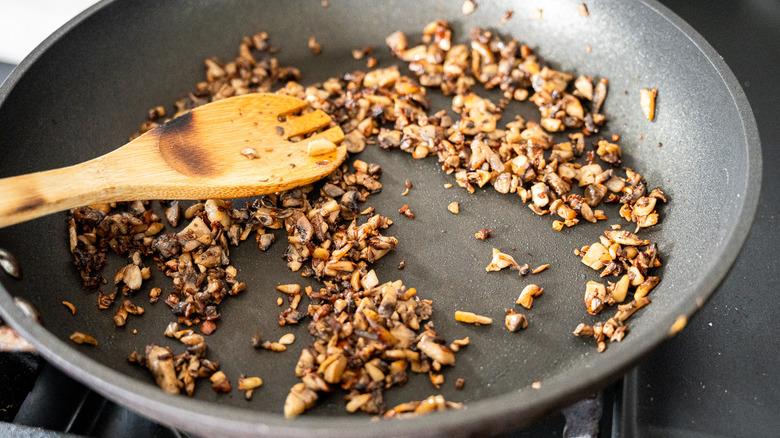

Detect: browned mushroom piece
[308, 36, 322, 55]
[486, 248, 522, 272]
[475, 228, 492, 240]
[145, 345, 180, 395]
[640, 88, 658, 120]
[516, 284, 544, 309]
[505, 310, 528, 332]
[69, 332, 98, 346]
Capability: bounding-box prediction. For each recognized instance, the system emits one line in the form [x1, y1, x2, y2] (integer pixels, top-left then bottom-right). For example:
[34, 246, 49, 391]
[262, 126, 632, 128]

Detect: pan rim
[0, 0, 762, 436]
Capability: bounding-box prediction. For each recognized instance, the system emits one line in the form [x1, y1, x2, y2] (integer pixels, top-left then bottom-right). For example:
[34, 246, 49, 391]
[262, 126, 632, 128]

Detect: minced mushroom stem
[69, 331, 98, 346]
[455, 310, 493, 325]
[238, 376, 263, 394]
[640, 88, 658, 121]
[278, 333, 296, 345]
[383, 395, 463, 418]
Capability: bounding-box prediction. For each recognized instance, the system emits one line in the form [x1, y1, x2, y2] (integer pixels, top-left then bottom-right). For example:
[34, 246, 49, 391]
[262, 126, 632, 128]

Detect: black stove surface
[1, 0, 779, 436]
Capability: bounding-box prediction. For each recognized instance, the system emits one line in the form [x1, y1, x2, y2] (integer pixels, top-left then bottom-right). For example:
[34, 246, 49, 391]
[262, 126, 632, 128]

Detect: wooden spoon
[0, 93, 346, 228]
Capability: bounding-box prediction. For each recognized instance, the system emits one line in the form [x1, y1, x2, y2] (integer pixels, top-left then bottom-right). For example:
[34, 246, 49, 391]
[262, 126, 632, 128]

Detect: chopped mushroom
[455, 310, 492, 325]
[486, 248, 521, 272]
[69, 332, 98, 346]
[574, 228, 663, 350]
[284, 383, 318, 418]
[201, 320, 216, 335]
[605, 230, 648, 246]
[351, 46, 372, 60]
[149, 287, 162, 304]
[307, 139, 337, 156]
[308, 36, 322, 55]
[210, 371, 232, 393]
[462, 0, 476, 15]
[384, 395, 463, 418]
[475, 228, 492, 240]
[505, 310, 528, 332]
[584, 281, 607, 314]
[516, 284, 544, 309]
[581, 243, 609, 270]
[145, 345, 179, 394]
[122, 264, 143, 290]
[278, 333, 296, 345]
[417, 335, 456, 365]
[165, 201, 181, 227]
[640, 88, 658, 120]
[238, 376, 263, 400]
[276, 284, 301, 294]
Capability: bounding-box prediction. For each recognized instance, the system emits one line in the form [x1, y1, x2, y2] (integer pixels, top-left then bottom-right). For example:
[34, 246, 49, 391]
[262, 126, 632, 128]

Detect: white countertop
[0, 0, 98, 64]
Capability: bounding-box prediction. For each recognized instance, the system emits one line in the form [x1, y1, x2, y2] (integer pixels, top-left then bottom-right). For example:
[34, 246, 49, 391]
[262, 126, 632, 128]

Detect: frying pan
[0, 0, 760, 436]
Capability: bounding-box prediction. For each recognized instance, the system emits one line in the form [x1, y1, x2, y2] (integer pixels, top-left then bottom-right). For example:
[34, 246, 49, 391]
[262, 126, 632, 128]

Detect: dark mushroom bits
[66, 16, 665, 418]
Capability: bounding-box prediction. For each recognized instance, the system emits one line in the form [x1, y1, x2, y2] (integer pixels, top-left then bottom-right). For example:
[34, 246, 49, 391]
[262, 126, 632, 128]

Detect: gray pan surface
[0, 0, 760, 436]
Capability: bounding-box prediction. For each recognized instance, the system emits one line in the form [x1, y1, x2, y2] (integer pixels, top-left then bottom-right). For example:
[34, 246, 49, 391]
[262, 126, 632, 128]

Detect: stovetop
[1, 1, 779, 436]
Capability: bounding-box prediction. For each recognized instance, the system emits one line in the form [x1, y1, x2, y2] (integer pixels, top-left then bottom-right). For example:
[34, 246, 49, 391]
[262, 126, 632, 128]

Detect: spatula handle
[0, 160, 110, 228]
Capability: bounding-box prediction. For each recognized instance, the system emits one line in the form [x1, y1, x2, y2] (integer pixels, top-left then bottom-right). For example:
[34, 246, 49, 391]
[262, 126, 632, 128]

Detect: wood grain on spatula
[0, 93, 346, 228]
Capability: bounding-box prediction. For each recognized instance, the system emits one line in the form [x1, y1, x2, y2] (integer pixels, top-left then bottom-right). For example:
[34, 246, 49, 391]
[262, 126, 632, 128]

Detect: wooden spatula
[0, 93, 347, 228]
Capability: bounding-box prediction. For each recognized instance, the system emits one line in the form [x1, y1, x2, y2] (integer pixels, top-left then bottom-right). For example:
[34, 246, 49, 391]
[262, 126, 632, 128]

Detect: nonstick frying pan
[0, 0, 760, 436]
